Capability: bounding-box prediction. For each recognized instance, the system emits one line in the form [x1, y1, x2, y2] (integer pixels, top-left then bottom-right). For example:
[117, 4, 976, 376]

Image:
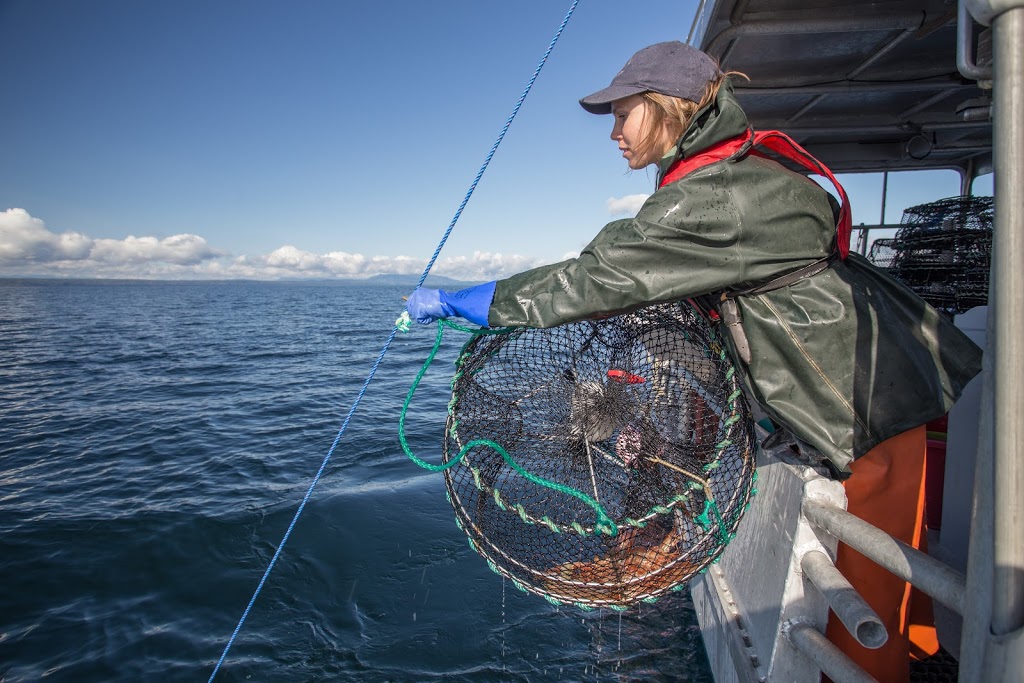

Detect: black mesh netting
[441, 302, 757, 608]
[868, 195, 993, 317]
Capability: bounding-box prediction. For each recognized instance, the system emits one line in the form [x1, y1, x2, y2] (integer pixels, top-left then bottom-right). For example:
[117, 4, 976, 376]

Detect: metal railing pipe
[801, 550, 888, 649]
[966, 0, 1024, 26]
[958, 0, 994, 80]
[989, 3, 1024, 637]
[802, 500, 966, 614]
[685, 0, 713, 46]
[786, 621, 877, 683]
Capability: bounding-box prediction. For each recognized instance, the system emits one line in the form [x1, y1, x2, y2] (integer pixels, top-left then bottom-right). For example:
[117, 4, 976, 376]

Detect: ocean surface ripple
[0, 280, 712, 682]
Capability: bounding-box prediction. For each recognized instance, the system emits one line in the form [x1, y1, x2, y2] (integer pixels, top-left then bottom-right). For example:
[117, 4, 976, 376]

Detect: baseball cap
[579, 41, 721, 115]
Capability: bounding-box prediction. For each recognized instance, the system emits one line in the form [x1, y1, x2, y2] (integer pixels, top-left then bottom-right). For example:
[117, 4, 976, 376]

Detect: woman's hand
[405, 288, 451, 324]
[405, 281, 496, 327]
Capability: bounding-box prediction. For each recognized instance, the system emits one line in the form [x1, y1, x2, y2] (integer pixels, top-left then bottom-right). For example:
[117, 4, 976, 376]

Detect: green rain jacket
[486, 82, 982, 476]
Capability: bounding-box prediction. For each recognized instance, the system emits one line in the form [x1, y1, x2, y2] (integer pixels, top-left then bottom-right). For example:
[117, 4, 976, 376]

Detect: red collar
[659, 129, 852, 259]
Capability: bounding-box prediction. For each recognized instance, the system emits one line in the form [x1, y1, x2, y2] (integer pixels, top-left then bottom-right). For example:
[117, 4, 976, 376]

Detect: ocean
[0, 279, 713, 682]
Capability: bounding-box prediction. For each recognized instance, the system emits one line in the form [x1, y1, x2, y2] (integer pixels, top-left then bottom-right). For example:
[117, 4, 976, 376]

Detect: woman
[407, 41, 980, 680]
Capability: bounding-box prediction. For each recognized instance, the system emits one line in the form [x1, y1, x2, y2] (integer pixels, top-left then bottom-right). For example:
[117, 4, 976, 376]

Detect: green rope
[398, 319, 619, 537]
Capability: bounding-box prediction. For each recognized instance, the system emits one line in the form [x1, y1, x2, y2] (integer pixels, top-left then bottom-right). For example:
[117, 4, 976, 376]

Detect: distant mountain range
[362, 273, 482, 287]
[286, 273, 482, 287]
[0, 273, 484, 287]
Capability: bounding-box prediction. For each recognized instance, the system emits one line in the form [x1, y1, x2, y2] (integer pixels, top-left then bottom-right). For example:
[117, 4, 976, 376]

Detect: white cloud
[0, 208, 545, 282]
[0, 208, 220, 270]
[433, 251, 543, 281]
[252, 247, 423, 278]
[0, 208, 93, 261]
[90, 233, 218, 265]
[322, 250, 367, 274]
[264, 245, 324, 271]
[606, 193, 649, 216]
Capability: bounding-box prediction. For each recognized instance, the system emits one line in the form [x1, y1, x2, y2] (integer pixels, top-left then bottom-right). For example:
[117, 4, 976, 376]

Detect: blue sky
[0, 0, 992, 281]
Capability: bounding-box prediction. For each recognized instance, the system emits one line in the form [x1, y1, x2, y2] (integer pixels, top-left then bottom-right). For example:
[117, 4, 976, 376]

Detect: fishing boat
[685, 0, 1021, 681]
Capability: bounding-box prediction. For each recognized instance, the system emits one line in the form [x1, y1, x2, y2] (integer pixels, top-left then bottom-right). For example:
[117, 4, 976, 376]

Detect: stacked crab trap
[869, 195, 993, 318]
[414, 302, 757, 610]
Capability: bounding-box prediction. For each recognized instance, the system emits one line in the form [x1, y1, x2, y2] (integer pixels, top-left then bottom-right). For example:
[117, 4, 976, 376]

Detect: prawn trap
[402, 303, 756, 609]
[868, 195, 993, 318]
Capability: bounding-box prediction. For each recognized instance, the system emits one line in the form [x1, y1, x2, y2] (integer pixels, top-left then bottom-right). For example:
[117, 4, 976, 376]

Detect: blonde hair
[632, 72, 747, 164]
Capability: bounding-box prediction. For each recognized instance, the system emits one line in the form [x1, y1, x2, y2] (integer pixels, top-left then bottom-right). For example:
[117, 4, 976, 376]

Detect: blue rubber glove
[406, 281, 496, 327]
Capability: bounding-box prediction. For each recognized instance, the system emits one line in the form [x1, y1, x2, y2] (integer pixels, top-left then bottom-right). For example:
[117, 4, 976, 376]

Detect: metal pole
[686, 0, 713, 45]
[786, 621, 878, 683]
[873, 171, 889, 255]
[961, 158, 976, 196]
[959, 0, 995, 80]
[801, 550, 888, 649]
[802, 500, 967, 614]
[989, 4, 1024, 637]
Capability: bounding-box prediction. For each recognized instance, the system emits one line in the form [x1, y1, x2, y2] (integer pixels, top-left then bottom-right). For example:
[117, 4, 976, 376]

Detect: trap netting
[868, 195, 993, 317]
[439, 302, 756, 608]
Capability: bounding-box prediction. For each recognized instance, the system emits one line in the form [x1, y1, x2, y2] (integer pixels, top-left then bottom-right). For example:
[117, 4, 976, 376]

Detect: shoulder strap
[750, 130, 852, 259]
[658, 128, 852, 259]
[659, 132, 749, 188]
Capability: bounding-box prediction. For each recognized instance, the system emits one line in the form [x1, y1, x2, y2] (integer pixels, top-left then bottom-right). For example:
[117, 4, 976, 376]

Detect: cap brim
[578, 84, 647, 115]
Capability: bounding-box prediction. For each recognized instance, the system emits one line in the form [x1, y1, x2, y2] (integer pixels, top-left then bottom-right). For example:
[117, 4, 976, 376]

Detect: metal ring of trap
[442, 302, 757, 608]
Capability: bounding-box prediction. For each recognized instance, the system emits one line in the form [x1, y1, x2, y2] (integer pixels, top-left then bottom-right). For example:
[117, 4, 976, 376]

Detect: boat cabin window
[813, 170, 994, 257]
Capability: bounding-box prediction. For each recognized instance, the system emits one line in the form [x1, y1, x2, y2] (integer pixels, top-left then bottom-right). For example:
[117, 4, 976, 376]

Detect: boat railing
[786, 620, 876, 683]
[802, 500, 967, 616]
[850, 224, 901, 256]
[798, 549, 886, 650]
[694, 433, 974, 683]
[790, 497, 972, 681]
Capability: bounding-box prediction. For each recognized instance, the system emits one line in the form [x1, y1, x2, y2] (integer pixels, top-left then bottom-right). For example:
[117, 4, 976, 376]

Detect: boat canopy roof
[689, 0, 993, 177]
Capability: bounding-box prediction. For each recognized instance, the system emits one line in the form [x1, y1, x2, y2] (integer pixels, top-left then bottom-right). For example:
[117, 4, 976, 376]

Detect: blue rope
[416, 0, 581, 287]
[206, 3, 581, 679]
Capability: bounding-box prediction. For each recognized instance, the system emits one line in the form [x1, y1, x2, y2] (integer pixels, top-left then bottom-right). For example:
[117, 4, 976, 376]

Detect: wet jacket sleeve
[489, 158, 838, 329]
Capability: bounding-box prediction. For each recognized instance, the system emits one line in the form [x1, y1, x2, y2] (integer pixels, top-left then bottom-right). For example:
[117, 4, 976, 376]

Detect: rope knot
[395, 311, 412, 333]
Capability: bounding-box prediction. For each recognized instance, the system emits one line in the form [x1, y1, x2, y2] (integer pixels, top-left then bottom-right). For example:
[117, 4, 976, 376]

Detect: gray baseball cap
[579, 41, 721, 115]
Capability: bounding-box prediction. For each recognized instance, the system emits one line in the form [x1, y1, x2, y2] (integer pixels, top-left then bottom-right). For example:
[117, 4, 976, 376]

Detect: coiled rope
[207, 2, 581, 680]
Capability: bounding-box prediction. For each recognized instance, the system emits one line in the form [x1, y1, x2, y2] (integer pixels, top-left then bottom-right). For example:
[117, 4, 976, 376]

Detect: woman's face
[610, 95, 670, 169]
